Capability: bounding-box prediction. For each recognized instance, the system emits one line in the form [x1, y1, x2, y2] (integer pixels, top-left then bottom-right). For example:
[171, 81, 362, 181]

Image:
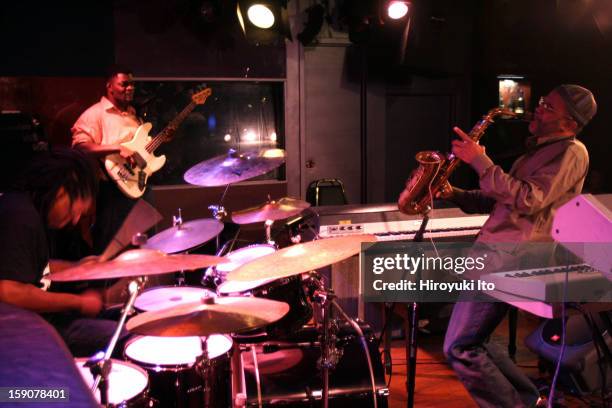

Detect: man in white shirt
[72, 66, 144, 253]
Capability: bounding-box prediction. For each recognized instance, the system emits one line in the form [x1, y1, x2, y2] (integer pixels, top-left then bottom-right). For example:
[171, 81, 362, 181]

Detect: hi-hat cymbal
[126, 297, 290, 337]
[49, 249, 226, 282]
[184, 149, 285, 187]
[143, 218, 223, 254]
[232, 197, 311, 224]
[225, 235, 377, 282]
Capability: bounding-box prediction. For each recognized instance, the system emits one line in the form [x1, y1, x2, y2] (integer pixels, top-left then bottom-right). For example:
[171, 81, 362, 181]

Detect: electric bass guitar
[105, 87, 212, 198]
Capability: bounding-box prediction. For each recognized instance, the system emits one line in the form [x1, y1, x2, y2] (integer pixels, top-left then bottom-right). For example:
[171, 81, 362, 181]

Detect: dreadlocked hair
[16, 147, 98, 221]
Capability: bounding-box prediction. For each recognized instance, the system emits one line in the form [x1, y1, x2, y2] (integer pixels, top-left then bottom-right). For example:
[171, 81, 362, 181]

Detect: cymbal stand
[196, 336, 212, 408]
[209, 182, 231, 251]
[201, 234, 240, 288]
[88, 277, 145, 406]
[195, 297, 217, 408]
[264, 219, 275, 246]
[312, 285, 341, 408]
[169, 209, 188, 285]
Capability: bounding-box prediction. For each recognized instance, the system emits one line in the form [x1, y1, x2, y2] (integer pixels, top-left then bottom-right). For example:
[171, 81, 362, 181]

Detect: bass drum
[238, 322, 389, 407]
[124, 335, 233, 408]
[74, 358, 151, 407]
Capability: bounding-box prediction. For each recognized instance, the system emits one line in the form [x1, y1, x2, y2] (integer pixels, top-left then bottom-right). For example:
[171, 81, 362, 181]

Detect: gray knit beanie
[555, 84, 597, 129]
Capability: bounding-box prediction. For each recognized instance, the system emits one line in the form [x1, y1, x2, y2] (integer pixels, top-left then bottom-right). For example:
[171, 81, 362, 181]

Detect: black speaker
[525, 314, 612, 395]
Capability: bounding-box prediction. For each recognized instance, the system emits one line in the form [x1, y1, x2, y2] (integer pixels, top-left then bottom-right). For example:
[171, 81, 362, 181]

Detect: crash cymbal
[184, 148, 285, 187]
[226, 235, 377, 282]
[232, 197, 311, 224]
[49, 249, 226, 282]
[143, 218, 224, 254]
[126, 297, 290, 337]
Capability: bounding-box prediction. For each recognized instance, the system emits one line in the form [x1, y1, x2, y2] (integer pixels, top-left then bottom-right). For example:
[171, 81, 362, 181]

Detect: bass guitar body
[104, 123, 166, 199]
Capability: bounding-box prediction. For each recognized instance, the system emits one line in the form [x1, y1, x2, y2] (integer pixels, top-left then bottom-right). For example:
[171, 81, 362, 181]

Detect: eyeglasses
[538, 97, 575, 121]
[538, 97, 555, 111]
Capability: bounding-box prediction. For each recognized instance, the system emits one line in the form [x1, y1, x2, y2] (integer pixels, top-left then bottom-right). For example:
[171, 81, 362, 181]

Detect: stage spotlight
[248, 4, 275, 28]
[236, 0, 292, 45]
[386, 0, 410, 20]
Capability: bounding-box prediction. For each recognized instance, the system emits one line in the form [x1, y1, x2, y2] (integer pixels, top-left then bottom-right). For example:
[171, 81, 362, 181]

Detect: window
[135, 79, 285, 186]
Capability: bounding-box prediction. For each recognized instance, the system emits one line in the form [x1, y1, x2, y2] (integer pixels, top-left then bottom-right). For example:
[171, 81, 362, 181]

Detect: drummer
[0, 148, 129, 357]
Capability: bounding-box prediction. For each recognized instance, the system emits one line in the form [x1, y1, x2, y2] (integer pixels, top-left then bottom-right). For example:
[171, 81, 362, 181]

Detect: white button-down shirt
[71, 96, 141, 147]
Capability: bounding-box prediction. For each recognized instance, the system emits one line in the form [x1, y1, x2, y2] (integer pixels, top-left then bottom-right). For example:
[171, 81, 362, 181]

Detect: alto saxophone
[397, 107, 516, 215]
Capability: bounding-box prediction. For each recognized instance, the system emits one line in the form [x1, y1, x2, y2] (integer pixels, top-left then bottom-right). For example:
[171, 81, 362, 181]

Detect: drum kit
[49, 149, 387, 407]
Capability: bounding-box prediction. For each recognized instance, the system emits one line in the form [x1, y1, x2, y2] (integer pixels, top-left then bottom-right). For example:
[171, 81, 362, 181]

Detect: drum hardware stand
[201, 235, 240, 288]
[310, 274, 379, 408]
[230, 344, 248, 408]
[312, 287, 341, 408]
[264, 219, 275, 246]
[87, 277, 146, 407]
[195, 297, 218, 408]
[331, 298, 379, 408]
[195, 336, 213, 408]
[286, 209, 319, 243]
[209, 182, 231, 251]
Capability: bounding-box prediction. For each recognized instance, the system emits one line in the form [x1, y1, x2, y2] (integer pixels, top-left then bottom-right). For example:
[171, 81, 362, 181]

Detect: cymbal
[232, 197, 311, 224]
[126, 297, 290, 337]
[226, 235, 377, 282]
[143, 218, 223, 254]
[49, 249, 226, 282]
[184, 149, 285, 187]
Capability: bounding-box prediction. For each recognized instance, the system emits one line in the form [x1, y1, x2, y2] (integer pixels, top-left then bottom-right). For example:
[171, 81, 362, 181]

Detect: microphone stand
[406, 210, 429, 408]
[86, 277, 145, 406]
[379, 209, 430, 408]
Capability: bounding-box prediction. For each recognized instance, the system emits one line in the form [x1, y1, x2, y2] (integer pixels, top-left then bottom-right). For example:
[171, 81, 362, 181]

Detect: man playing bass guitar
[72, 65, 144, 254]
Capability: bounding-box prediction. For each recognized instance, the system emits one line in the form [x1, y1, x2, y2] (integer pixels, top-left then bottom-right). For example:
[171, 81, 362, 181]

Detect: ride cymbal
[184, 149, 285, 187]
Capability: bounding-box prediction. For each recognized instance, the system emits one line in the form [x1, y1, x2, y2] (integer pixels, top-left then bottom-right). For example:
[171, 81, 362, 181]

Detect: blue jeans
[443, 301, 539, 408]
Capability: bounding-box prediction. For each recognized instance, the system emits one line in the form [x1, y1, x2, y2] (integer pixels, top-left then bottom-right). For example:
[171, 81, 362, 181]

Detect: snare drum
[74, 358, 150, 407]
[124, 335, 233, 408]
[134, 286, 216, 312]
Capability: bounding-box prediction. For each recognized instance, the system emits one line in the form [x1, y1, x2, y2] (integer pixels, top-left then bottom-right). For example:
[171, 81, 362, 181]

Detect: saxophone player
[441, 85, 597, 407]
